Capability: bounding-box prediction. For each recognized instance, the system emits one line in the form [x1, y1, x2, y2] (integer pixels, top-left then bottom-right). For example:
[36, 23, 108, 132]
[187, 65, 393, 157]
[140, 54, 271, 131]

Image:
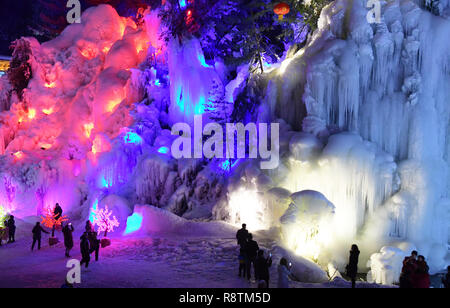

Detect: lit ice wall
[262, 0, 450, 271]
[167, 37, 224, 124]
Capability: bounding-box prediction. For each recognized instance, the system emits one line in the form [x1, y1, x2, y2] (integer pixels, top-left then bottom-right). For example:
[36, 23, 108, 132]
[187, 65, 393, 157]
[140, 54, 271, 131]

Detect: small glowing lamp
[42, 107, 54, 115]
[44, 81, 56, 88]
[157, 146, 169, 154]
[274, 2, 290, 21]
[83, 123, 94, 138]
[13, 151, 24, 159]
[28, 108, 36, 120]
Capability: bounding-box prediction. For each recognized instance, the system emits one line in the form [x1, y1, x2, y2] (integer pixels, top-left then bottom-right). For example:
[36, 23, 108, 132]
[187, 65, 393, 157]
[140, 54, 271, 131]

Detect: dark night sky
[0, 0, 35, 56]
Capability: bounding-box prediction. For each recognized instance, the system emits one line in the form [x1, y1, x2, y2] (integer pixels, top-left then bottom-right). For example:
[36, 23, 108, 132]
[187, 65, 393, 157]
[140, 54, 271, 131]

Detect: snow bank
[272, 245, 329, 283]
[280, 190, 335, 262]
[124, 204, 237, 238]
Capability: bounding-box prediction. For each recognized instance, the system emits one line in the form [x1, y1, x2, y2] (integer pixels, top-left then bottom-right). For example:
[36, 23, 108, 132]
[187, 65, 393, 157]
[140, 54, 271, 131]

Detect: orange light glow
[38, 143, 52, 150]
[84, 122, 94, 138]
[42, 107, 54, 115]
[80, 46, 97, 59]
[102, 46, 111, 54]
[13, 151, 24, 159]
[28, 108, 36, 119]
[44, 81, 56, 88]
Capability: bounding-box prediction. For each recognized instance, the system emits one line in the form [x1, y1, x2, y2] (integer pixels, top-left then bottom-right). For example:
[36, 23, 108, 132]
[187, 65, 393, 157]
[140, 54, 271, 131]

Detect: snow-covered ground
[0, 224, 391, 288]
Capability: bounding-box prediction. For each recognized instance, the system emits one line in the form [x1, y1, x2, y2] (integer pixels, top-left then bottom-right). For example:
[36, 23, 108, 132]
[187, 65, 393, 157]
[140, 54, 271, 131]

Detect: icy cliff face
[0, 4, 151, 216]
[262, 0, 449, 271]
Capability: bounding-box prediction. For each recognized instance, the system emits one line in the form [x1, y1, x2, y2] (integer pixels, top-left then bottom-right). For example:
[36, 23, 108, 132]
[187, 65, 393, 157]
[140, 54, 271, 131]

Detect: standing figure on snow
[62, 222, 75, 258]
[80, 232, 91, 268]
[7, 215, 16, 243]
[31, 222, 49, 251]
[89, 231, 100, 262]
[442, 266, 450, 288]
[245, 233, 259, 281]
[412, 255, 430, 288]
[85, 220, 94, 233]
[277, 257, 294, 288]
[238, 245, 247, 278]
[346, 244, 360, 288]
[255, 250, 272, 288]
[52, 203, 63, 236]
[400, 250, 418, 288]
[236, 223, 248, 248]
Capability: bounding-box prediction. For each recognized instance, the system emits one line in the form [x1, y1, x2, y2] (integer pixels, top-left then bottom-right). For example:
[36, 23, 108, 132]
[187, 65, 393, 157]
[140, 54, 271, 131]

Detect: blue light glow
[194, 96, 206, 115]
[100, 175, 113, 188]
[220, 159, 241, 171]
[179, 0, 186, 8]
[157, 146, 169, 154]
[198, 52, 210, 68]
[124, 212, 143, 235]
[124, 132, 143, 144]
[89, 199, 99, 223]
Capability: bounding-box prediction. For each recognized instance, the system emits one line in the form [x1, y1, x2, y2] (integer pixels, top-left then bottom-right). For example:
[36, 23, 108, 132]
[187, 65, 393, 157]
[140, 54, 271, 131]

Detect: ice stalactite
[261, 0, 450, 272]
[281, 132, 399, 242]
[167, 37, 224, 125]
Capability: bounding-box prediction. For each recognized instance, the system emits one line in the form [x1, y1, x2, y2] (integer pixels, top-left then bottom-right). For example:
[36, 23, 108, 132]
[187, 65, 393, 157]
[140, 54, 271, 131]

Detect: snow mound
[124, 204, 237, 237]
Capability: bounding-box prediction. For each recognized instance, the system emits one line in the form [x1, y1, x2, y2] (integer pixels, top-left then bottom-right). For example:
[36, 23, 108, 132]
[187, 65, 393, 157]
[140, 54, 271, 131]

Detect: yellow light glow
[13, 151, 24, 159]
[228, 186, 269, 231]
[42, 107, 54, 115]
[107, 98, 122, 113]
[278, 57, 293, 75]
[28, 109, 36, 119]
[44, 81, 56, 88]
[84, 122, 94, 138]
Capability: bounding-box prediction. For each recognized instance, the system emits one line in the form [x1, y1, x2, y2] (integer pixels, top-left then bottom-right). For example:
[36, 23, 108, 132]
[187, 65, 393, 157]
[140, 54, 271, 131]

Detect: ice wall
[0, 4, 154, 217]
[167, 37, 224, 125]
[262, 0, 450, 271]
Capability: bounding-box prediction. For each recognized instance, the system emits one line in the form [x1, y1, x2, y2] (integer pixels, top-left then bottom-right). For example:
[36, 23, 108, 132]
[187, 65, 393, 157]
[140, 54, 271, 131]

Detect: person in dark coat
[62, 222, 74, 257]
[85, 220, 94, 233]
[80, 232, 90, 268]
[400, 250, 418, 288]
[236, 223, 248, 248]
[442, 266, 450, 288]
[7, 215, 16, 243]
[88, 231, 100, 261]
[31, 222, 49, 251]
[346, 244, 360, 288]
[238, 246, 247, 277]
[245, 233, 259, 281]
[255, 250, 272, 288]
[52, 203, 63, 237]
[412, 255, 430, 288]
[54, 203, 63, 220]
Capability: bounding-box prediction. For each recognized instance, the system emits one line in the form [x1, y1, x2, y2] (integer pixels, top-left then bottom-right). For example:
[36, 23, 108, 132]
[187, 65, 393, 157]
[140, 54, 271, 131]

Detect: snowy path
[0, 233, 277, 288]
[0, 231, 394, 288]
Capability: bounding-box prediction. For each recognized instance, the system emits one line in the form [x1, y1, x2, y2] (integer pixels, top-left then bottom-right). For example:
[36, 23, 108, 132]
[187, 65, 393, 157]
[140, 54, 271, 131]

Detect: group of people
[29, 204, 101, 269]
[0, 215, 16, 246]
[400, 250, 432, 288]
[236, 224, 296, 288]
